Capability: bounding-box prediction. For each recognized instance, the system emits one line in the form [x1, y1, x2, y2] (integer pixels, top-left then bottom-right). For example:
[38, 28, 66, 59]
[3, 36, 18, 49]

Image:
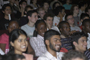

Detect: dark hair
[82, 19, 90, 26]
[65, 13, 72, 21]
[2, 54, 25, 60]
[42, 1, 49, 7]
[53, 2, 60, 9]
[9, 29, 27, 54]
[70, 4, 78, 14]
[33, 20, 46, 37]
[85, 7, 90, 13]
[71, 32, 87, 49]
[58, 21, 69, 29]
[62, 50, 87, 60]
[80, 13, 89, 20]
[19, 0, 27, 5]
[25, 5, 33, 12]
[54, 6, 65, 16]
[26, 10, 37, 18]
[44, 13, 54, 20]
[78, 2, 86, 8]
[2, 4, 12, 11]
[44, 30, 60, 46]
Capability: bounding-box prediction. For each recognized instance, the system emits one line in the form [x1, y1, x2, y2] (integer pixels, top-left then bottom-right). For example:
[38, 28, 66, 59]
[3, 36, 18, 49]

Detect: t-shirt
[21, 24, 35, 38]
[0, 33, 9, 54]
[63, 4, 72, 10]
[70, 26, 82, 32]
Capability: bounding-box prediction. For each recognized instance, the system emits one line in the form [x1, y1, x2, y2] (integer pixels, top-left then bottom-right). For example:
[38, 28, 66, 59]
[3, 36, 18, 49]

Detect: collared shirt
[37, 51, 64, 60]
[30, 35, 47, 57]
[87, 33, 90, 49]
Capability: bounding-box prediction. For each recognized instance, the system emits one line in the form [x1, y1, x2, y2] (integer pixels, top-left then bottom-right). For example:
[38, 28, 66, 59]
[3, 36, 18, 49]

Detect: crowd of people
[0, 0, 90, 60]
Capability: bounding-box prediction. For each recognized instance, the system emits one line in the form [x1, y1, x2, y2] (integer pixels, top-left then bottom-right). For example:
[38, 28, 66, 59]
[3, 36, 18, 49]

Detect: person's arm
[0, 43, 6, 52]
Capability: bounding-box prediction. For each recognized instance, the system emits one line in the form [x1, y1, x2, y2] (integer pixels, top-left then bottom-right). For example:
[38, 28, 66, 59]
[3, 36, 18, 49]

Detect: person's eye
[18, 39, 22, 42]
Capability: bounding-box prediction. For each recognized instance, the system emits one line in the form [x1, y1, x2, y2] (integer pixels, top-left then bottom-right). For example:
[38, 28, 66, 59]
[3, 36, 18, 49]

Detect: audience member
[44, 13, 60, 32]
[65, 13, 81, 32]
[70, 4, 80, 26]
[37, 30, 64, 60]
[30, 20, 47, 57]
[85, 7, 90, 17]
[58, 21, 72, 51]
[53, 6, 65, 26]
[21, 10, 38, 38]
[62, 50, 87, 60]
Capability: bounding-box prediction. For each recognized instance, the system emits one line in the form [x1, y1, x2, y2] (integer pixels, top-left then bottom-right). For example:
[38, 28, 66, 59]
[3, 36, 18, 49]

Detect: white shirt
[70, 26, 82, 32]
[30, 35, 47, 56]
[53, 16, 65, 26]
[47, 26, 60, 33]
[37, 51, 64, 60]
[87, 33, 90, 49]
[21, 24, 35, 38]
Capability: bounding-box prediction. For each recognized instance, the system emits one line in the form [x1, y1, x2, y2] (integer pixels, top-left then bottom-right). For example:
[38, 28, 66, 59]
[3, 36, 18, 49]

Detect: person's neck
[70, 24, 74, 27]
[15, 50, 22, 55]
[4, 15, 9, 20]
[75, 48, 84, 53]
[48, 48, 57, 58]
[27, 22, 35, 27]
[73, 13, 78, 17]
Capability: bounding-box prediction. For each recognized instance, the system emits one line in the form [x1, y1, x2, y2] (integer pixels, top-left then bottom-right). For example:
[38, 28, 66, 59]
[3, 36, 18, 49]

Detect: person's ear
[45, 40, 49, 46]
[60, 28, 62, 32]
[73, 41, 78, 47]
[28, 16, 31, 20]
[35, 28, 37, 32]
[10, 42, 14, 47]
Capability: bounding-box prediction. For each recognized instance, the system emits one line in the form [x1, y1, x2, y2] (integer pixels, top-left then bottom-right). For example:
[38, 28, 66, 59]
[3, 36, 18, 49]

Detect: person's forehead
[78, 36, 86, 42]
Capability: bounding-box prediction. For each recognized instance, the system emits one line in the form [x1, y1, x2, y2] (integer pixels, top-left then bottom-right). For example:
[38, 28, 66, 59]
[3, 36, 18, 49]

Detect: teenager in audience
[8, 29, 33, 60]
[79, 13, 89, 29]
[85, 7, 90, 17]
[21, 10, 38, 38]
[53, 6, 65, 26]
[58, 21, 72, 51]
[0, 4, 13, 30]
[70, 4, 80, 26]
[37, 30, 64, 60]
[44, 13, 60, 32]
[0, 20, 19, 54]
[30, 20, 47, 57]
[62, 50, 87, 60]
[71, 32, 90, 60]
[63, 0, 72, 10]
[37, 7, 46, 20]
[65, 13, 81, 32]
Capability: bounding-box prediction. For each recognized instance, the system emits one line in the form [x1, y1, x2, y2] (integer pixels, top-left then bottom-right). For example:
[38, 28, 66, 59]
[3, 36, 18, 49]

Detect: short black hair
[44, 30, 60, 44]
[78, 2, 86, 8]
[65, 13, 72, 22]
[19, 0, 27, 5]
[54, 6, 65, 16]
[82, 19, 90, 26]
[80, 13, 89, 20]
[53, 2, 60, 9]
[26, 10, 37, 17]
[2, 4, 12, 11]
[44, 13, 54, 20]
[58, 21, 69, 29]
[62, 50, 87, 60]
[85, 7, 90, 13]
[25, 5, 33, 12]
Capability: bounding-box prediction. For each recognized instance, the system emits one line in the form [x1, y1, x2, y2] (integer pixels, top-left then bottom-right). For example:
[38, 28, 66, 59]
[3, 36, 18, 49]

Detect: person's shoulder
[21, 24, 28, 29]
[37, 54, 49, 60]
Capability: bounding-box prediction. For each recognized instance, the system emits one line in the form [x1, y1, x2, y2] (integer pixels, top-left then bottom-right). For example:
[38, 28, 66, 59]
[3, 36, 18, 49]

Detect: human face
[60, 23, 70, 36]
[75, 36, 87, 53]
[49, 35, 61, 52]
[29, 12, 38, 23]
[8, 21, 19, 33]
[67, 15, 74, 25]
[45, 17, 53, 28]
[72, 58, 84, 60]
[62, 9, 65, 17]
[10, 0, 15, 3]
[11, 34, 28, 54]
[3, 6, 11, 15]
[38, 10, 45, 19]
[36, 22, 47, 37]
[44, 3, 49, 10]
[20, 2, 27, 9]
[74, 6, 79, 14]
[83, 22, 90, 33]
